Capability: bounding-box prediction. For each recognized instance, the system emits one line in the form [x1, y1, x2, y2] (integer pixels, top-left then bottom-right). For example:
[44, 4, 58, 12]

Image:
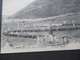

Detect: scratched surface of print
[1, 0, 80, 54]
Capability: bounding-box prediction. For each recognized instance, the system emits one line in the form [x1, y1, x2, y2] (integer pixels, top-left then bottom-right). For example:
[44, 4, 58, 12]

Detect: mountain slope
[10, 0, 80, 19]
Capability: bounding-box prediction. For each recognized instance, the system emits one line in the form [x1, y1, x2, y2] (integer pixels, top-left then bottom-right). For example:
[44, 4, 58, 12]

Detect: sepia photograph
[1, 0, 80, 54]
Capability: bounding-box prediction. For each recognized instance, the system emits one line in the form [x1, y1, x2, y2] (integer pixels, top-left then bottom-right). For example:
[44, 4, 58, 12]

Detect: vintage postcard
[1, 0, 80, 54]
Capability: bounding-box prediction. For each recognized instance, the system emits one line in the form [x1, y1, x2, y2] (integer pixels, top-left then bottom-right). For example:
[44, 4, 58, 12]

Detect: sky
[2, 0, 35, 16]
